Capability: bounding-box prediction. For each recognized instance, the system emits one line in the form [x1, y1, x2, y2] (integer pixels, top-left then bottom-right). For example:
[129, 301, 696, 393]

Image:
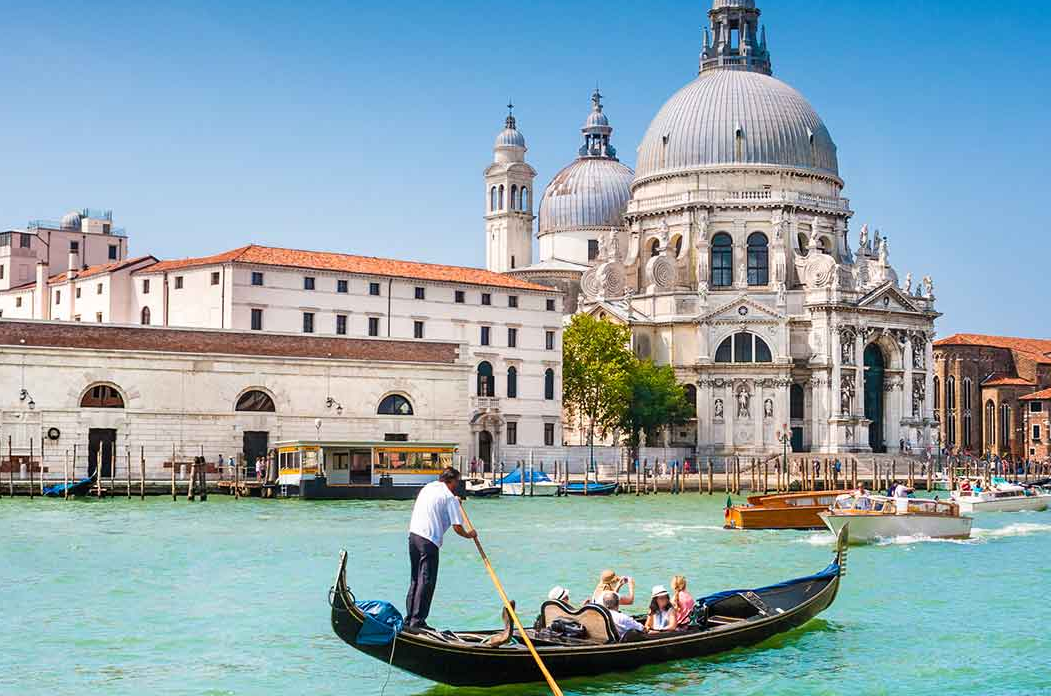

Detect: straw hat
[548, 586, 569, 602]
[599, 570, 620, 586]
[651, 585, 670, 599]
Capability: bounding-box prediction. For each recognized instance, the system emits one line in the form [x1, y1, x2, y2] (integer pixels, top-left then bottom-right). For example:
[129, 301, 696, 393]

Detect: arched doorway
[478, 431, 493, 472]
[864, 344, 886, 453]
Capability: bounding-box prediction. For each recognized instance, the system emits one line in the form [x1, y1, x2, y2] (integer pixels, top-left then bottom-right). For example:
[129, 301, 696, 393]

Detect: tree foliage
[562, 313, 634, 439]
[618, 360, 692, 458]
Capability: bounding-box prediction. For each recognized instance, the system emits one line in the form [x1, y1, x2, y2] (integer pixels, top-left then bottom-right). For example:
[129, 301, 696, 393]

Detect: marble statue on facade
[922, 275, 934, 299]
[764, 399, 774, 420]
[859, 223, 869, 251]
[737, 387, 751, 419]
[714, 398, 724, 421]
[903, 272, 912, 295]
[841, 381, 854, 416]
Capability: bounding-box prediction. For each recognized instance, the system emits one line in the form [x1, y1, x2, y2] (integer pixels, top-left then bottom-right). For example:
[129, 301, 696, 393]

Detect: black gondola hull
[330, 536, 846, 687]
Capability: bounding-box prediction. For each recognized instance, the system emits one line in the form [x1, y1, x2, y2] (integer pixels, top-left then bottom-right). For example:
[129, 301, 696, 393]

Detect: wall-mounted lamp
[325, 396, 343, 416]
[19, 388, 35, 410]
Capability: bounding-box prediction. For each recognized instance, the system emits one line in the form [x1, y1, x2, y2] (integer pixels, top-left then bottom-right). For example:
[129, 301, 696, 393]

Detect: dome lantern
[701, 0, 771, 76]
[493, 101, 527, 151]
[579, 88, 617, 160]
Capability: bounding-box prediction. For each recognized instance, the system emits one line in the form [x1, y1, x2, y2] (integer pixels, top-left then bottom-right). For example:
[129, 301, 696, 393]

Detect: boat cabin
[275, 440, 458, 490]
[832, 494, 959, 517]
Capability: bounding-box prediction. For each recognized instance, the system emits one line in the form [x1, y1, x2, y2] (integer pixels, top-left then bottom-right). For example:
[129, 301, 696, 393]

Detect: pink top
[674, 590, 696, 625]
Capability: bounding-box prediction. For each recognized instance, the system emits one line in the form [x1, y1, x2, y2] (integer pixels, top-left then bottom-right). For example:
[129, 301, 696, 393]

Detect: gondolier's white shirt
[409, 481, 464, 548]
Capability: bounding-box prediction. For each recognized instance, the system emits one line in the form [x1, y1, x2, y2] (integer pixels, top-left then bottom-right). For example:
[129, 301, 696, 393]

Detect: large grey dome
[635, 69, 838, 182]
[539, 157, 634, 234]
[61, 210, 82, 229]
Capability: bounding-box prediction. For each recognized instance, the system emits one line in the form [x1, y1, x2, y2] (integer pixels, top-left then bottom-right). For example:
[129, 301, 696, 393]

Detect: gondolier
[406, 467, 476, 629]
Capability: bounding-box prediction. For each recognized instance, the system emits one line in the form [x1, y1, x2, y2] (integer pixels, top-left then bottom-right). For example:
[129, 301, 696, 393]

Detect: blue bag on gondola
[354, 601, 404, 646]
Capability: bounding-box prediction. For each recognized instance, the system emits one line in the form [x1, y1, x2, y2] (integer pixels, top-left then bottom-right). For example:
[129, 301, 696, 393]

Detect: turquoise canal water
[3, 494, 1050, 696]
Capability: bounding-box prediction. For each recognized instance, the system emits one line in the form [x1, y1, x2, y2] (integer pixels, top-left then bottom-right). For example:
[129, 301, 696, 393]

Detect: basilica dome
[538, 89, 634, 235]
[635, 63, 838, 182]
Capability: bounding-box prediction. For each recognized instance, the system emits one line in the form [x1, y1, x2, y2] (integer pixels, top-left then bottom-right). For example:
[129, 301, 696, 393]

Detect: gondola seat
[538, 600, 618, 644]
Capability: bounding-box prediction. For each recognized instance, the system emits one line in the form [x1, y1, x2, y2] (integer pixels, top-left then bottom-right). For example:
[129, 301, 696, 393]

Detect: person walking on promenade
[405, 467, 476, 630]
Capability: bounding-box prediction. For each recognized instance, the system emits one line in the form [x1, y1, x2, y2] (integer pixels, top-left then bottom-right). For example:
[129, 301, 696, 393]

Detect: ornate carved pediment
[699, 294, 785, 324]
[857, 282, 921, 314]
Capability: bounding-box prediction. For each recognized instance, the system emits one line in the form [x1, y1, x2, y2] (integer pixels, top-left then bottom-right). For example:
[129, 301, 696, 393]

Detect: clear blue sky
[1, 0, 1047, 337]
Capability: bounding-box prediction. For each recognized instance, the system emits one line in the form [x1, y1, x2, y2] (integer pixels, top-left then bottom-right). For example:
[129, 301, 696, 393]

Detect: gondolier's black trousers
[406, 533, 440, 627]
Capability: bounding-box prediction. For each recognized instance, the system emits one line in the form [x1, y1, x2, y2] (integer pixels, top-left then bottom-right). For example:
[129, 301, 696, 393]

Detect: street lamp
[325, 396, 343, 416]
[775, 423, 791, 485]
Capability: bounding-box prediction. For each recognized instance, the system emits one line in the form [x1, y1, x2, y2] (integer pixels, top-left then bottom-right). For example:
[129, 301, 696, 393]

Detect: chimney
[67, 249, 78, 280]
[35, 261, 50, 320]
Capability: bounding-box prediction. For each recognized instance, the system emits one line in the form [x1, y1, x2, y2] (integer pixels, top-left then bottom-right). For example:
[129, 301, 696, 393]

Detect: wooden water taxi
[724, 490, 855, 530]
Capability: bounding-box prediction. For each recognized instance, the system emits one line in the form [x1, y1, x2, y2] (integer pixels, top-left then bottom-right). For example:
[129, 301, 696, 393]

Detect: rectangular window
[142, 278, 150, 294]
[73, 315, 80, 321]
[1034, 425, 1042, 441]
[210, 271, 220, 286]
[302, 312, 315, 333]
[102, 223, 111, 235]
[481, 293, 491, 306]
[20, 234, 31, 248]
[507, 422, 517, 445]
[336, 314, 347, 335]
[547, 298, 556, 311]
[507, 327, 517, 348]
[75, 287, 81, 298]
[369, 282, 381, 296]
[69, 240, 79, 252]
[588, 239, 599, 261]
[1031, 402, 1044, 413]
[95, 312, 103, 322]
[546, 330, 555, 351]
[414, 320, 424, 339]
[96, 282, 103, 295]
[455, 290, 465, 303]
[481, 326, 490, 346]
[304, 277, 315, 290]
[251, 308, 263, 331]
[337, 279, 348, 293]
[414, 286, 425, 300]
[0, 264, 4, 279]
[368, 316, 380, 336]
[108, 245, 118, 260]
[508, 295, 518, 308]
[54, 291, 61, 304]
[174, 276, 184, 289]
[15, 297, 22, 308]
[544, 423, 555, 447]
[251, 271, 264, 286]
[734, 332, 753, 363]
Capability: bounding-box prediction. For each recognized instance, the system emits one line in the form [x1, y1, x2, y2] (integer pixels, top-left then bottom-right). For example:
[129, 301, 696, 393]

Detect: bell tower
[485, 104, 536, 273]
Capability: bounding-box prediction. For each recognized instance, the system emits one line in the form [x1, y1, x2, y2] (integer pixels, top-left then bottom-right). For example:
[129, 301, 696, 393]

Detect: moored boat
[329, 525, 848, 687]
[725, 490, 855, 530]
[43, 473, 96, 498]
[496, 468, 560, 497]
[951, 481, 1051, 513]
[562, 481, 619, 496]
[464, 478, 502, 498]
[820, 493, 972, 543]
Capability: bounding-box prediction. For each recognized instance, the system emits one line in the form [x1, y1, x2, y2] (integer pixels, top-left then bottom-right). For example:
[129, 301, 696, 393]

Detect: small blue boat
[561, 481, 619, 496]
[43, 474, 95, 498]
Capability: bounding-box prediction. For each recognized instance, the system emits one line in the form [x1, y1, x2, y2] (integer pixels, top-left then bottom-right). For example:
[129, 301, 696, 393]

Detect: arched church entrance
[478, 431, 493, 472]
[864, 344, 886, 453]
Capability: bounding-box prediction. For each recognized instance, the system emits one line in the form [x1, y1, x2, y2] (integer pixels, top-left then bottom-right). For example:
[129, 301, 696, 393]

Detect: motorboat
[562, 481, 619, 496]
[819, 493, 972, 544]
[329, 526, 848, 687]
[464, 478, 502, 498]
[951, 481, 1051, 513]
[495, 468, 560, 497]
[725, 490, 855, 530]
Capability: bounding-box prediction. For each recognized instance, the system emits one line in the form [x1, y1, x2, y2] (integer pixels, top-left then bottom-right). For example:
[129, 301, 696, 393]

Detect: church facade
[493, 0, 940, 457]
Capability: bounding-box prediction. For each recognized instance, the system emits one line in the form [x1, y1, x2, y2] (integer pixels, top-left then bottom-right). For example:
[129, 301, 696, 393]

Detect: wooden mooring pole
[140, 446, 146, 501]
[7, 436, 13, 497]
[63, 449, 70, 501]
[171, 444, 177, 501]
[126, 445, 132, 499]
[28, 438, 35, 499]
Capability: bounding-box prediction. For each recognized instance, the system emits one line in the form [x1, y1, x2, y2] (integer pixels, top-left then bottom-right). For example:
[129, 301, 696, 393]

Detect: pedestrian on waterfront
[592, 570, 635, 606]
[405, 467, 476, 630]
[670, 575, 695, 626]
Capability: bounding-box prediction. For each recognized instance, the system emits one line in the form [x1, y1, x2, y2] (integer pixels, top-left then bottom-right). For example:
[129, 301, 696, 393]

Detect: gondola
[561, 481, 619, 496]
[43, 473, 96, 498]
[329, 525, 848, 687]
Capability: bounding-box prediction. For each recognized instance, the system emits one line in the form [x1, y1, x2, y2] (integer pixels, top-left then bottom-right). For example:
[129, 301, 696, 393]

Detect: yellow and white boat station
[275, 440, 458, 499]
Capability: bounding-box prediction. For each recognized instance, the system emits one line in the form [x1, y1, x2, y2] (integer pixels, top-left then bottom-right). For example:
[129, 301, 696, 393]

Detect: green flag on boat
[725, 495, 732, 509]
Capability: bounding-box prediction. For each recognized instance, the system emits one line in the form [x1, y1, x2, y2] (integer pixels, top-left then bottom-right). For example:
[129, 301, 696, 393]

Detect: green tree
[562, 314, 634, 466]
[619, 360, 691, 463]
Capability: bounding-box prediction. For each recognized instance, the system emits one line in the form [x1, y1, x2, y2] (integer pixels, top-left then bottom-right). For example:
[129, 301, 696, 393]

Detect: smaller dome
[61, 211, 82, 229]
[538, 158, 634, 234]
[585, 110, 609, 128]
[495, 127, 526, 149]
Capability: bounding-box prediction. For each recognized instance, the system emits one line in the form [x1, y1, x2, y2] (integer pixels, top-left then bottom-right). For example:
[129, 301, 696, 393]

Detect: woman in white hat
[644, 585, 679, 634]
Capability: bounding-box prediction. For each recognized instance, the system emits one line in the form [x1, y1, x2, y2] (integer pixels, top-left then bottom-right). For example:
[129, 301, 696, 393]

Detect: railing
[627, 189, 851, 215]
[471, 396, 501, 411]
[27, 220, 126, 237]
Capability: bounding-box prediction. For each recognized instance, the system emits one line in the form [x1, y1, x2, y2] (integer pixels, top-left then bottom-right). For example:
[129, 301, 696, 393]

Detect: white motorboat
[819, 493, 973, 544]
[951, 482, 1051, 513]
[495, 468, 561, 497]
[464, 478, 502, 498]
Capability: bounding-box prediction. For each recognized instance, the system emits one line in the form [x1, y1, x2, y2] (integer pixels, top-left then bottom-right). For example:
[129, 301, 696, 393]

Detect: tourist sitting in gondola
[671, 575, 695, 626]
[547, 585, 573, 608]
[591, 570, 634, 606]
[644, 586, 679, 634]
[599, 591, 643, 638]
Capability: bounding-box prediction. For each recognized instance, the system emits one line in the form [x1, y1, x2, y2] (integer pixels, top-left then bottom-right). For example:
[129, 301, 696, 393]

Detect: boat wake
[795, 533, 837, 546]
[641, 522, 727, 537]
[796, 522, 1051, 548]
[971, 522, 1051, 539]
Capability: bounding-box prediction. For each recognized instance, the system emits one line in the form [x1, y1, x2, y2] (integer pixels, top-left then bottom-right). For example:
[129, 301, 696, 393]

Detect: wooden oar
[458, 501, 564, 696]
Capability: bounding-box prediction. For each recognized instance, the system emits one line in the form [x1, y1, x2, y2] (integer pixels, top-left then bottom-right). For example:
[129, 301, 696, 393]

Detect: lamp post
[775, 423, 790, 487]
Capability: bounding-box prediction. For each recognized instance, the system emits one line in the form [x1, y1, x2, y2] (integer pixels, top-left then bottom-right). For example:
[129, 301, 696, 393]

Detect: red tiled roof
[134, 244, 557, 292]
[935, 333, 1051, 364]
[1021, 388, 1051, 401]
[48, 256, 156, 285]
[0, 320, 460, 364]
[981, 375, 1036, 388]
